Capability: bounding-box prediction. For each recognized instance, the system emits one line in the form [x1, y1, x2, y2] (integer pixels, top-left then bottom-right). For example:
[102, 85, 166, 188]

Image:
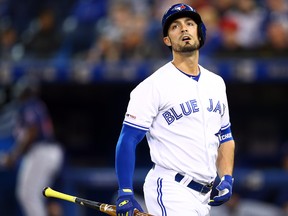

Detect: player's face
[164, 17, 200, 53]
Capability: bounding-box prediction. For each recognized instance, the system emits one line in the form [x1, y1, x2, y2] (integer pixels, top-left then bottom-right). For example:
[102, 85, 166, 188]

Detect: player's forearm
[115, 142, 136, 189]
[216, 139, 235, 178]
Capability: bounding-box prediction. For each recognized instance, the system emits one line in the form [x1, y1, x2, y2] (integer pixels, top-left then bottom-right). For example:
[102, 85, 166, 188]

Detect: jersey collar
[175, 66, 201, 81]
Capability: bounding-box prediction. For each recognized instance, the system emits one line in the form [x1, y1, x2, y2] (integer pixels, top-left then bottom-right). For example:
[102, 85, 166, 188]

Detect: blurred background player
[0, 75, 64, 216]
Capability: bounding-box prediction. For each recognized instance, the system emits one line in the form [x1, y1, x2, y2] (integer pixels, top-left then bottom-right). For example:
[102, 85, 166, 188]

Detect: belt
[175, 173, 213, 194]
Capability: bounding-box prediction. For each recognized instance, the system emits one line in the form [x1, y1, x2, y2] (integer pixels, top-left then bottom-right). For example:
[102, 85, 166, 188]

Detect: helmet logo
[174, 4, 186, 11]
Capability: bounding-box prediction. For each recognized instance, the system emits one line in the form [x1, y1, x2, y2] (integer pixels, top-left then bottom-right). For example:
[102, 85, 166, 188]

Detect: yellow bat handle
[43, 187, 76, 203]
[43, 187, 154, 216]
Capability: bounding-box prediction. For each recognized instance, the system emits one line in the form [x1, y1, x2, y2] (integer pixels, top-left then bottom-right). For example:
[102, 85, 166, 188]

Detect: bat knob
[42, 187, 50, 197]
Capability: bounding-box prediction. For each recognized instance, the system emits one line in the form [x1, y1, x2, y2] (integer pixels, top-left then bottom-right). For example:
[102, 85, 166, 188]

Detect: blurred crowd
[0, 0, 288, 64]
[1, 1, 288, 215]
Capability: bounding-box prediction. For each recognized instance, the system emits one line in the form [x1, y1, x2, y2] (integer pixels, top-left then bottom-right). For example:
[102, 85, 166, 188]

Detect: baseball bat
[43, 187, 153, 216]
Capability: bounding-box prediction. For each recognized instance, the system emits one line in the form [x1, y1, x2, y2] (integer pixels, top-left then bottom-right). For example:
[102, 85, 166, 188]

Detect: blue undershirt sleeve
[115, 124, 146, 190]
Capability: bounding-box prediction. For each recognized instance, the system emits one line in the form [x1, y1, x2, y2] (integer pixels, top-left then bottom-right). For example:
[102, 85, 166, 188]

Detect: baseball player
[0, 76, 64, 216]
[115, 3, 235, 216]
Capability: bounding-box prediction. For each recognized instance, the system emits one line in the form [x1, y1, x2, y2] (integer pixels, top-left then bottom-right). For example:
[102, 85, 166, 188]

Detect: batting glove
[116, 189, 143, 216]
[209, 175, 234, 206]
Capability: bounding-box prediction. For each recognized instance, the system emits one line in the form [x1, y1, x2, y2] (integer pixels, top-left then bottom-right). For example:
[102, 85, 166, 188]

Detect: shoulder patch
[125, 113, 136, 119]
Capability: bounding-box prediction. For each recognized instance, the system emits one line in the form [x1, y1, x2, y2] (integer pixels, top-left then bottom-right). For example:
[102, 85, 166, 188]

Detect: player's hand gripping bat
[43, 187, 154, 216]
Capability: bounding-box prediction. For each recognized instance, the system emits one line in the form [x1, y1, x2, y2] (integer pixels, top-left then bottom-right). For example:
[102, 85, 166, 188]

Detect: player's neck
[171, 53, 199, 76]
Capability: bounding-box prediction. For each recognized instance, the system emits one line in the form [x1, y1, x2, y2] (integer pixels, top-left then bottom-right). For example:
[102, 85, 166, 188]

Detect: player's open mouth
[182, 36, 191, 41]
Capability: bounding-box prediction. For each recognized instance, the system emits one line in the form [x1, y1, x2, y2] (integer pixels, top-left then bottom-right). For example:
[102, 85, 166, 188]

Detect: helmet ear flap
[198, 22, 206, 48]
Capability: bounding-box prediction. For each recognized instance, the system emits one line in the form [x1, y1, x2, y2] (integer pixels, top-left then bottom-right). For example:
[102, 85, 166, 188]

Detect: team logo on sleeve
[125, 113, 136, 119]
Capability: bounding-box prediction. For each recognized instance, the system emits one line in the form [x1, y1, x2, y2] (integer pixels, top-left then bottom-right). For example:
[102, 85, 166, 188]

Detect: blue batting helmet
[162, 3, 206, 48]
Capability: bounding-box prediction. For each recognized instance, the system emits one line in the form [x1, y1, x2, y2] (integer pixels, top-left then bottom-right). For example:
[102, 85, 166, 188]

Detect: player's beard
[172, 40, 200, 53]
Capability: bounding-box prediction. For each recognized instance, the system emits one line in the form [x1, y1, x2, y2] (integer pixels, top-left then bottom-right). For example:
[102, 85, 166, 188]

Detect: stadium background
[0, 0, 288, 215]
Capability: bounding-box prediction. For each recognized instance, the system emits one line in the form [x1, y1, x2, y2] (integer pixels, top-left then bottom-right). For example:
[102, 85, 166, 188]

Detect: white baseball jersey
[123, 62, 231, 183]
